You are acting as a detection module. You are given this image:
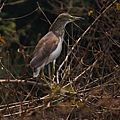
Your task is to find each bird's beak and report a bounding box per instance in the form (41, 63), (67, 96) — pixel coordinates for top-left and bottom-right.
(71, 16), (85, 21)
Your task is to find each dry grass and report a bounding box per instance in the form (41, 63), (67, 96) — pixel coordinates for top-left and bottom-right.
(0, 0), (120, 119)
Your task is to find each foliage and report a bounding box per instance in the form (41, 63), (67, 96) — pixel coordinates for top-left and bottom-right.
(0, 0), (120, 120)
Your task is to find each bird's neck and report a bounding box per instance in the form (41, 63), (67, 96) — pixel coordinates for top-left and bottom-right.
(49, 19), (68, 37)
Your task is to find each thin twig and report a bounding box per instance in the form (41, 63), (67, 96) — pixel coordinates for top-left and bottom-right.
(36, 2), (51, 25)
(0, 79), (48, 87)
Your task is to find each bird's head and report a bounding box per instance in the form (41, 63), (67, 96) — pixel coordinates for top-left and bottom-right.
(56, 13), (84, 23)
(49, 13), (84, 33)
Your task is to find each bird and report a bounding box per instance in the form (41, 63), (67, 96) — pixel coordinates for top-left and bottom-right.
(30, 13), (84, 77)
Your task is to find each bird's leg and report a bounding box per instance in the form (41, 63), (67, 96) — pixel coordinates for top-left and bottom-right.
(41, 68), (51, 88)
(52, 60), (59, 84)
(41, 68), (46, 80)
(52, 60), (56, 78)
(48, 64), (51, 79)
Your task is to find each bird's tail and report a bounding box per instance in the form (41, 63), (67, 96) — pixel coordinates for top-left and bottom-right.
(33, 67), (41, 77)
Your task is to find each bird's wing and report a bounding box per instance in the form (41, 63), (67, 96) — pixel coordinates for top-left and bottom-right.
(30, 31), (59, 68)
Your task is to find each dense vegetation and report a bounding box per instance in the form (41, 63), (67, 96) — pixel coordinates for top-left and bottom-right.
(0, 0), (120, 119)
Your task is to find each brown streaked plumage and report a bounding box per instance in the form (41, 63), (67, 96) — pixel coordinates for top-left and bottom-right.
(30, 13), (84, 77)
